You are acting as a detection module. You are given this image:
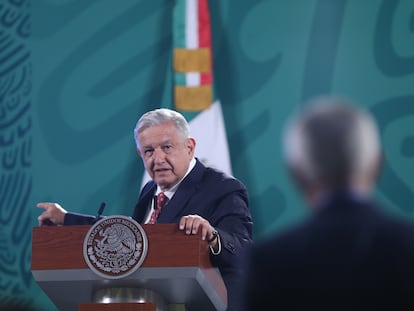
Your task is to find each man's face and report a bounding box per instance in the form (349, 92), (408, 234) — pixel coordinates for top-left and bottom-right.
(137, 121), (195, 191)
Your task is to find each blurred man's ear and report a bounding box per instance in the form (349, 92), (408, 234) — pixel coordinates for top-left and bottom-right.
(371, 152), (383, 185)
(354, 152), (383, 194)
(287, 163), (323, 208)
(287, 164), (306, 193)
(288, 164), (312, 196)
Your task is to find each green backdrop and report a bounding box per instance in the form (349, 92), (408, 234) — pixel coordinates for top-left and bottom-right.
(1, 0), (414, 309)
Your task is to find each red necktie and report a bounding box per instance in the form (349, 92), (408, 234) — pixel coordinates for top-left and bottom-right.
(148, 192), (168, 224)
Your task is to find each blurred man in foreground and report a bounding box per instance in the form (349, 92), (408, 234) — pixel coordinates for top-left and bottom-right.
(244, 96), (414, 310)
(37, 108), (253, 311)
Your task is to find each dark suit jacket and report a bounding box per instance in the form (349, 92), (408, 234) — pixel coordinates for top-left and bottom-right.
(65, 159), (253, 311)
(244, 190), (414, 310)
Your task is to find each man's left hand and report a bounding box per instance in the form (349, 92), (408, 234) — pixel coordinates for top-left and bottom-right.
(179, 214), (218, 247)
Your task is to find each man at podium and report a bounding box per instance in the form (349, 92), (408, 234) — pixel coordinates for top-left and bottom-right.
(37, 108), (253, 311)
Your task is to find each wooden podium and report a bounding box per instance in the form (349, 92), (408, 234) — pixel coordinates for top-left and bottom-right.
(31, 224), (227, 311)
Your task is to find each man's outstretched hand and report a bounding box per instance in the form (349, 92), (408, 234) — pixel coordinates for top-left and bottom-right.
(37, 202), (67, 226)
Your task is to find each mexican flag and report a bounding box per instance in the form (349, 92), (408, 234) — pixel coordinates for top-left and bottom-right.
(142, 0), (232, 186)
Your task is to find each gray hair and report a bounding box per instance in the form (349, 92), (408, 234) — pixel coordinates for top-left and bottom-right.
(283, 96), (380, 190)
(133, 108), (190, 148)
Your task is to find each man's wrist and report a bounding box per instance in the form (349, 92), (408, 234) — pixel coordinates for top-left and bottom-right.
(207, 229), (218, 244)
(209, 229), (221, 255)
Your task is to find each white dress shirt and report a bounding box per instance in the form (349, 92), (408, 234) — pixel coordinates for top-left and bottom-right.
(143, 158), (196, 224)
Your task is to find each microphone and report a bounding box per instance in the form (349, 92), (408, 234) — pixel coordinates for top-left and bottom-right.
(93, 202), (106, 223)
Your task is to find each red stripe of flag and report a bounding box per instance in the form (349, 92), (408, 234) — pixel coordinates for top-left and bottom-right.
(197, 0), (213, 86)
(201, 72), (212, 85)
(197, 0), (211, 48)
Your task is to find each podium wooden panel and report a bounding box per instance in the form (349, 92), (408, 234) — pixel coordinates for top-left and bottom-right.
(31, 224), (227, 311)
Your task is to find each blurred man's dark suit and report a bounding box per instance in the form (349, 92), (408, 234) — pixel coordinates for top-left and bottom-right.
(244, 190), (414, 310)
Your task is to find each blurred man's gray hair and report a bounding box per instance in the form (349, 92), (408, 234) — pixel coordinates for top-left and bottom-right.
(134, 108), (190, 148)
(283, 96), (381, 190)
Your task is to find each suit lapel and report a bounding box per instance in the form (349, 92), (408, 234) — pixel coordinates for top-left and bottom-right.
(157, 159), (206, 223)
(133, 182), (157, 223)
